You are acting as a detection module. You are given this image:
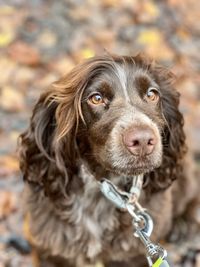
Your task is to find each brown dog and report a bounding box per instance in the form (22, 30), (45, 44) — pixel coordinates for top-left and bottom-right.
(19, 55), (198, 267)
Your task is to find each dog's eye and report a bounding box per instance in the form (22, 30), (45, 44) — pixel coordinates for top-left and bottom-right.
(89, 93), (104, 105)
(145, 88), (159, 103)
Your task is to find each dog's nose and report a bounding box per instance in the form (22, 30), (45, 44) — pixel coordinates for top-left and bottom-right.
(123, 126), (157, 156)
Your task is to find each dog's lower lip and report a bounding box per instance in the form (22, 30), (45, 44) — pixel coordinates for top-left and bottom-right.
(110, 166), (153, 176)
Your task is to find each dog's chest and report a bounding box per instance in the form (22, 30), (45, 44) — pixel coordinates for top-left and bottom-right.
(27, 166), (172, 263)
(67, 168), (136, 260)
(64, 166), (145, 259)
(73, 179), (120, 259)
(70, 169), (173, 261)
(72, 195), (138, 263)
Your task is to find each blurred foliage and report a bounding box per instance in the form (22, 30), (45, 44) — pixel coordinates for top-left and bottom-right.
(0, 0), (200, 266)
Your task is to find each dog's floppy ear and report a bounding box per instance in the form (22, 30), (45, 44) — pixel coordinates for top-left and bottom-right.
(19, 56), (111, 198)
(18, 88), (77, 198)
(19, 58), (100, 198)
(147, 67), (187, 192)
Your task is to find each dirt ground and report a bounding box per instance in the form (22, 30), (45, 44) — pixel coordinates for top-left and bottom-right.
(0, 0), (200, 266)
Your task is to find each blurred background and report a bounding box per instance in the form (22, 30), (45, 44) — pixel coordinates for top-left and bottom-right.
(0, 0), (200, 266)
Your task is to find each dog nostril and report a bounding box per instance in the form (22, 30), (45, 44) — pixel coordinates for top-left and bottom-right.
(148, 138), (155, 146)
(132, 140), (139, 146)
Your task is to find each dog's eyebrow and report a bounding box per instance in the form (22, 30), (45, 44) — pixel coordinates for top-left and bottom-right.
(99, 82), (113, 96)
(135, 76), (151, 92)
(85, 78), (113, 95)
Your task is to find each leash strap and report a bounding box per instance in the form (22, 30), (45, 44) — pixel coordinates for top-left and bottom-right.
(99, 177), (171, 267)
(153, 258), (170, 267)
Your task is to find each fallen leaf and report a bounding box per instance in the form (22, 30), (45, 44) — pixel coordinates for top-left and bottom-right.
(0, 5), (16, 15)
(137, 29), (162, 46)
(0, 31), (14, 47)
(0, 57), (17, 85)
(10, 131), (20, 144)
(176, 28), (190, 41)
(69, 6), (91, 20)
(0, 191), (17, 219)
(145, 42), (174, 61)
(0, 6), (18, 47)
(12, 66), (35, 87)
(0, 86), (25, 112)
(8, 41), (41, 66)
(80, 48), (95, 59)
(95, 262), (104, 267)
(84, 262), (104, 267)
(100, 0), (120, 8)
(143, 1), (159, 18)
(94, 30), (115, 46)
(136, 1), (160, 23)
(36, 30), (57, 48)
(37, 73), (58, 88)
(0, 155), (19, 172)
(168, 0), (185, 6)
(23, 213), (36, 245)
(52, 57), (75, 75)
(137, 29), (174, 61)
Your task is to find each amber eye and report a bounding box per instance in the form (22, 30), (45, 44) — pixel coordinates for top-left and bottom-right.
(146, 88), (159, 102)
(89, 93), (104, 105)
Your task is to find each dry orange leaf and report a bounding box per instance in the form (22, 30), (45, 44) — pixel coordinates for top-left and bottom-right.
(176, 28), (190, 41)
(0, 191), (17, 219)
(0, 86), (25, 112)
(143, 1), (159, 17)
(137, 1), (160, 23)
(101, 0), (120, 8)
(8, 41), (40, 66)
(0, 155), (19, 172)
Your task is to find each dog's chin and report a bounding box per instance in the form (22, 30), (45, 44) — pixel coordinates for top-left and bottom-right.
(95, 152), (162, 178)
(111, 166), (155, 177)
(103, 161), (162, 177)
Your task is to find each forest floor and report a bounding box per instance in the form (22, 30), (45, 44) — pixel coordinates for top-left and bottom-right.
(0, 0), (200, 266)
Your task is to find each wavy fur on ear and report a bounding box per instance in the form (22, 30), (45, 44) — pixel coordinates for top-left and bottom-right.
(19, 58), (101, 199)
(18, 91), (75, 200)
(145, 66), (187, 193)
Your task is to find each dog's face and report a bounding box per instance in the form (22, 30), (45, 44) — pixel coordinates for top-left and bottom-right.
(80, 59), (165, 176)
(19, 54), (185, 194)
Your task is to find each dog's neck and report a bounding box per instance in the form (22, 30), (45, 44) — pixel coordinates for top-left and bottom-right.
(78, 159), (136, 193)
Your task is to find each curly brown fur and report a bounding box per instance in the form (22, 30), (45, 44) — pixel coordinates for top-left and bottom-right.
(19, 54), (197, 267)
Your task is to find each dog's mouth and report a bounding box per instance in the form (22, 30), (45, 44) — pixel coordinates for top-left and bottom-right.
(113, 166), (154, 177)
(96, 145), (162, 177)
(92, 143), (162, 180)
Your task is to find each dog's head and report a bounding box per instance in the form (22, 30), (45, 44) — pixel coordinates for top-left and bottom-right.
(19, 55), (186, 197)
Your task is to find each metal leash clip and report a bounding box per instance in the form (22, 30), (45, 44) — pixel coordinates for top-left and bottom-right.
(132, 212), (169, 267)
(99, 175), (143, 210)
(99, 179), (130, 210)
(99, 178), (170, 267)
